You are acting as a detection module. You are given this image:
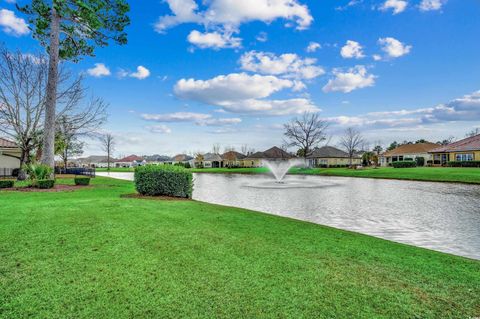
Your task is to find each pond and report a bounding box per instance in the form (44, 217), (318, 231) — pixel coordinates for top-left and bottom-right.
(98, 172), (480, 260)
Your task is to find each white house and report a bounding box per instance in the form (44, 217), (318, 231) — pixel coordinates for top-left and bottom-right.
(0, 138), (21, 176)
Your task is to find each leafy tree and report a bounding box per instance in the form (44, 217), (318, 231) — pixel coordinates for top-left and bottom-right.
(387, 141), (398, 151)
(19, 0), (130, 169)
(415, 139), (428, 144)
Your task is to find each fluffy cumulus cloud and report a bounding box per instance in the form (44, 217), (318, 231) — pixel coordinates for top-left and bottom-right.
(378, 37), (412, 58)
(239, 51), (325, 80)
(323, 66), (376, 93)
(419, 0), (446, 11)
(187, 30), (241, 49)
(141, 112), (241, 127)
(306, 41), (321, 53)
(174, 72), (319, 115)
(146, 125), (172, 134)
(87, 63), (111, 78)
(340, 40), (365, 59)
(155, 0), (313, 35)
(174, 73), (294, 104)
(117, 66), (151, 79)
(380, 0), (408, 14)
(130, 66), (151, 80)
(0, 9), (29, 36)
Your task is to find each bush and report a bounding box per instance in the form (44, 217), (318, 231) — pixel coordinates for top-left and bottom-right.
(135, 164), (193, 198)
(74, 177), (91, 186)
(415, 157), (425, 167)
(392, 160), (417, 168)
(37, 179), (55, 189)
(447, 161), (480, 168)
(23, 163), (53, 186)
(11, 168), (20, 177)
(0, 180), (14, 188)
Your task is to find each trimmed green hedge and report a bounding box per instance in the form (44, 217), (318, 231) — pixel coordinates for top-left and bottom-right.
(37, 179), (55, 189)
(392, 161), (417, 168)
(447, 161), (480, 167)
(135, 165), (193, 198)
(0, 180), (14, 188)
(74, 177), (91, 186)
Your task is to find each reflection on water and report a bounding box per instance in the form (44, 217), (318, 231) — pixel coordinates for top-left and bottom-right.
(98, 172), (480, 260)
(193, 174), (480, 260)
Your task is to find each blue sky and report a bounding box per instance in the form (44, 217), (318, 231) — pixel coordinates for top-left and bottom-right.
(1, 0), (479, 156)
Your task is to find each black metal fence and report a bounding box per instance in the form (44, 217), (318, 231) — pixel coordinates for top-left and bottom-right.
(54, 167), (96, 177)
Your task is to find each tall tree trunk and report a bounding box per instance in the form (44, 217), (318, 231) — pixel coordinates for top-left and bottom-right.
(107, 148), (110, 171)
(40, 8), (60, 170)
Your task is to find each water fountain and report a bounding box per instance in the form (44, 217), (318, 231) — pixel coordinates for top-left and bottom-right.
(244, 158), (335, 189)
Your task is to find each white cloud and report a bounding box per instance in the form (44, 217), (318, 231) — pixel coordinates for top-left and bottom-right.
(141, 112), (211, 122)
(336, 0), (363, 11)
(174, 72), (319, 115)
(340, 40), (365, 59)
(155, 0), (313, 33)
(419, 0), (446, 11)
(0, 9), (29, 36)
(239, 51), (325, 80)
(196, 118), (242, 126)
(323, 66), (376, 93)
(378, 37), (412, 58)
(380, 0), (408, 14)
(87, 63), (111, 78)
(146, 125), (172, 134)
(306, 42), (321, 53)
(5, 0), (17, 3)
(130, 66), (151, 80)
(372, 54), (382, 61)
(256, 32), (268, 42)
(142, 112), (241, 127)
(187, 30), (241, 49)
(174, 73), (294, 105)
(219, 98), (320, 115)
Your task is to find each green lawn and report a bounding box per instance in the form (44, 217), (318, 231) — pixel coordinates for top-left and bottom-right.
(0, 177), (479, 318)
(192, 166), (480, 184)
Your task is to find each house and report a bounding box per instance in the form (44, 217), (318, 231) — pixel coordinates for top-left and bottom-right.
(76, 155), (117, 168)
(170, 154), (194, 166)
(241, 146), (294, 167)
(380, 142), (439, 167)
(0, 138), (21, 176)
(307, 146), (361, 167)
(429, 134), (480, 166)
(115, 155), (146, 168)
(222, 151), (246, 168)
(203, 153), (223, 168)
(144, 154), (171, 164)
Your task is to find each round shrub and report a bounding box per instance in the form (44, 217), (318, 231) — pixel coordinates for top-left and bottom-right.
(392, 160), (417, 168)
(0, 180), (14, 189)
(74, 177), (91, 186)
(135, 164), (193, 198)
(37, 179), (55, 189)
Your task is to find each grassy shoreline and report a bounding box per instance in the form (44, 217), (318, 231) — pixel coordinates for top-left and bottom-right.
(1, 176), (479, 318)
(96, 166), (480, 184)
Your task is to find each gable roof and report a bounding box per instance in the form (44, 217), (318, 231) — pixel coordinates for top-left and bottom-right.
(116, 155), (145, 162)
(245, 147), (294, 160)
(203, 153), (223, 161)
(430, 134), (480, 153)
(221, 151), (246, 160)
(307, 146), (350, 158)
(0, 137), (18, 148)
(171, 154), (193, 162)
(383, 142), (440, 156)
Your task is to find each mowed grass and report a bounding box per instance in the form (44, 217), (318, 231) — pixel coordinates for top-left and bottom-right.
(193, 166), (480, 184)
(0, 177), (479, 318)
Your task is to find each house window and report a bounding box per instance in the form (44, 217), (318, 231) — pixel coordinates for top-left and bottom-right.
(456, 153), (474, 161)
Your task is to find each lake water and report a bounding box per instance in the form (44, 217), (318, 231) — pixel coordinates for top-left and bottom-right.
(98, 172), (480, 260)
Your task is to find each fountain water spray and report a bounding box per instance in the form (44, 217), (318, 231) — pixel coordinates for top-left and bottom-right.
(264, 159), (306, 183)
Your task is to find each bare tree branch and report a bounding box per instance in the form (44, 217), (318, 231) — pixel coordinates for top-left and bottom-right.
(283, 112), (328, 159)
